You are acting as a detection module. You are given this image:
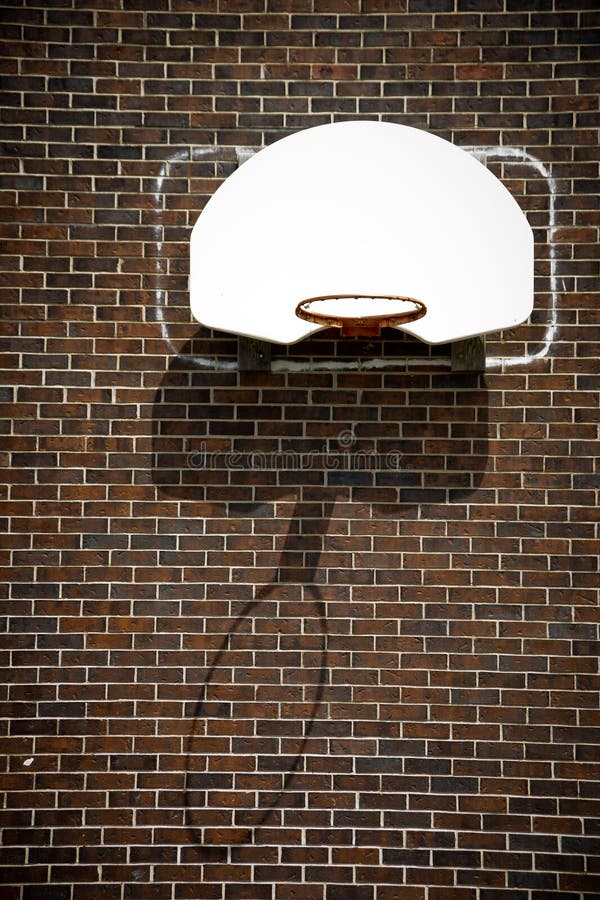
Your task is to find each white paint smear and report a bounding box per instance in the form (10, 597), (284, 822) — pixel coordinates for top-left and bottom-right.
(152, 143), (560, 372)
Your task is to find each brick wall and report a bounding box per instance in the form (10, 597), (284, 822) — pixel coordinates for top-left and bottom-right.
(2, 2), (599, 898)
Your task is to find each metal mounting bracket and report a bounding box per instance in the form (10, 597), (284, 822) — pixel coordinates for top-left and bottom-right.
(451, 336), (486, 372)
(238, 336), (272, 371)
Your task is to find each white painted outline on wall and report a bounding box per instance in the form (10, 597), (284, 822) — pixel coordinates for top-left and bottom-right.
(152, 147), (239, 370)
(464, 145), (561, 370)
(152, 144), (560, 372)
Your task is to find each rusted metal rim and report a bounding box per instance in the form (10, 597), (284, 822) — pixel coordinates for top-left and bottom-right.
(295, 294), (427, 337)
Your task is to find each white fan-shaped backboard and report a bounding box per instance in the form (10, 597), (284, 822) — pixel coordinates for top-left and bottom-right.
(190, 121), (534, 345)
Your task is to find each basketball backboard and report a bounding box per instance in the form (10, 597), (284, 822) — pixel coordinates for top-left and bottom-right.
(190, 121), (534, 345)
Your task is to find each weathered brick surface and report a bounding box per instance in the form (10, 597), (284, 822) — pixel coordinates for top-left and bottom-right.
(1, 1), (599, 898)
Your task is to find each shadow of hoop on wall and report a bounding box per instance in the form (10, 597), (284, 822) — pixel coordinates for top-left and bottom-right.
(151, 329), (491, 847)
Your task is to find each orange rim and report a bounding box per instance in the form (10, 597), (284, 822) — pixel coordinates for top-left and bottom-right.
(295, 294), (427, 337)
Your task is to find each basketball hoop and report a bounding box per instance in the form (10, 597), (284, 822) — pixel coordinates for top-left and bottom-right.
(295, 294), (427, 338)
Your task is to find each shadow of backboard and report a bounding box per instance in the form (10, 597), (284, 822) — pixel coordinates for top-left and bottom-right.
(151, 330), (490, 846)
